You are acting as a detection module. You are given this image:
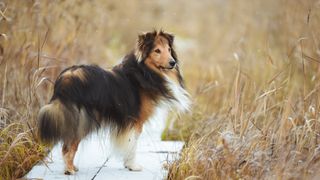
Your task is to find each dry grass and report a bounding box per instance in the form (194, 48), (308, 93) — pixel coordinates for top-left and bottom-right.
(167, 0), (320, 179)
(0, 123), (47, 178)
(0, 0), (136, 178)
(0, 0), (190, 178)
(1, 0), (320, 179)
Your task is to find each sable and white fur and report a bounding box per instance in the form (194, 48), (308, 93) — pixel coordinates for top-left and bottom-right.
(38, 30), (191, 175)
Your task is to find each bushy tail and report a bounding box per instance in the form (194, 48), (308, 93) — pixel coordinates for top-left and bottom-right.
(38, 100), (68, 144)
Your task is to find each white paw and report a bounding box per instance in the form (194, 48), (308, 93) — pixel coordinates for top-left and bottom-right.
(64, 166), (78, 175)
(64, 169), (76, 175)
(125, 163), (143, 171)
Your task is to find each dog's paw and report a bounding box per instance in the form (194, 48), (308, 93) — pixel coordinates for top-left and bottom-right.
(64, 166), (78, 175)
(64, 169), (76, 175)
(125, 163), (143, 171)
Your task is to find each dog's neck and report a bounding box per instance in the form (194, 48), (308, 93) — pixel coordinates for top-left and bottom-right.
(112, 52), (191, 112)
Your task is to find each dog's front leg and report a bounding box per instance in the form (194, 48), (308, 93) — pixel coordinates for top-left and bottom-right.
(123, 127), (143, 171)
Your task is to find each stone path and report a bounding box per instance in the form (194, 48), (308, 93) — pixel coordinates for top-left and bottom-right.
(26, 110), (183, 180)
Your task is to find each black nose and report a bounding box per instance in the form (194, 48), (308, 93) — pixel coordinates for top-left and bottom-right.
(169, 59), (176, 67)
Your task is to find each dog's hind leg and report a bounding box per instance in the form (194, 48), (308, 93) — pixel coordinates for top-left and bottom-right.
(62, 139), (80, 175)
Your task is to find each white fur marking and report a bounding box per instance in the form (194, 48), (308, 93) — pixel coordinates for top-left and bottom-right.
(164, 76), (191, 112)
(110, 129), (142, 171)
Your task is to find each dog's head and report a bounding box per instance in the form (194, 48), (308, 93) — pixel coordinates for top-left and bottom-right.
(135, 30), (190, 111)
(135, 30), (178, 75)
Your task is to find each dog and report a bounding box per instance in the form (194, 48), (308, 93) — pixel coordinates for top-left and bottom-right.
(38, 30), (191, 175)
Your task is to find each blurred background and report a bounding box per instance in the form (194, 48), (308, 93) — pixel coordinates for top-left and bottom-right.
(1, 0), (320, 179)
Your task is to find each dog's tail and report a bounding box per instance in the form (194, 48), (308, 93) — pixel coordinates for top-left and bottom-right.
(38, 100), (80, 145)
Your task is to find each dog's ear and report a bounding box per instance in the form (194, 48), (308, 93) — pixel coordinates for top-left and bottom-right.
(165, 33), (175, 47)
(135, 33), (146, 62)
(136, 31), (157, 62)
(160, 31), (177, 63)
(137, 31), (156, 50)
(159, 30), (174, 47)
(137, 33), (146, 51)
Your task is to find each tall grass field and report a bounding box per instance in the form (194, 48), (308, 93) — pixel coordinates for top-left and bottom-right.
(1, 0), (320, 179)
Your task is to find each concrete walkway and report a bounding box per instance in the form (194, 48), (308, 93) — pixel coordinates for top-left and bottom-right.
(26, 110), (183, 180)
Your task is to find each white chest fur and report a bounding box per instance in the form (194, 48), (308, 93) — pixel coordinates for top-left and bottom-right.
(164, 76), (191, 113)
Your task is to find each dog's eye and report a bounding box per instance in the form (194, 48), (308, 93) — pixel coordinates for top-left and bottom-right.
(168, 48), (171, 52)
(154, 49), (161, 54)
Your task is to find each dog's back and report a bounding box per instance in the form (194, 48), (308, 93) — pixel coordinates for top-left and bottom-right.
(38, 64), (141, 145)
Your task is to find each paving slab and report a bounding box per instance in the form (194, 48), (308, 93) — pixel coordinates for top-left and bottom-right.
(26, 109), (183, 180)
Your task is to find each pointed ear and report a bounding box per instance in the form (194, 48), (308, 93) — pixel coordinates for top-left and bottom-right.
(135, 31), (157, 62)
(162, 32), (177, 60)
(136, 33), (146, 52)
(137, 31), (157, 49)
(160, 30), (175, 46)
(165, 33), (175, 46)
(135, 33), (146, 61)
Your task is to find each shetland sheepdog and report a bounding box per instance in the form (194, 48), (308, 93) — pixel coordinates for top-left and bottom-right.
(38, 30), (191, 175)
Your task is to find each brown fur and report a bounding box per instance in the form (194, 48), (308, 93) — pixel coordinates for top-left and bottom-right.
(144, 35), (174, 76)
(134, 93), (156, 133)
(134, 34), (173, 131)
(62, 139), (80, 174)
(61, 68), (87, 84)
